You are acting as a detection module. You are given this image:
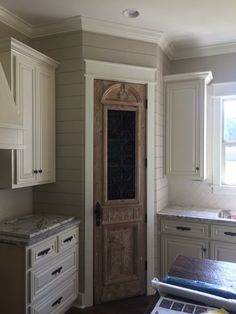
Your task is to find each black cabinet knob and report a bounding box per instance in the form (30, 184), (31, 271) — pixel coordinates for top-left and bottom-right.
(39, 169), (43, 173)
(34, 170), (38, 174)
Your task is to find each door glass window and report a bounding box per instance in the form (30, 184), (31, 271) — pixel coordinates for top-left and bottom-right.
(107, 109), (136, 200)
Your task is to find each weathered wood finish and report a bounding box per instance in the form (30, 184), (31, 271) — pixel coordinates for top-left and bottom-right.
(94, 80), (146, 303)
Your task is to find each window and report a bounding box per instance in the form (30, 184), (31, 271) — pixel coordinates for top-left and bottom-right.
(212, 82), (236, 194)
(222, 99), (236, 185)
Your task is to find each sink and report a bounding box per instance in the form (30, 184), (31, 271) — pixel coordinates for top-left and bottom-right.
(218, 210), (236, 220)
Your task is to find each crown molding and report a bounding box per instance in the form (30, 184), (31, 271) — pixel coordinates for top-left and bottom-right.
(80, 16), (163, 44)
(173, 41), (236, 60)
(164, 71), (213, 85)
(32, 15), (176, 59)
(32, 16), (82, 38)
(2, 4), (236, 61)
(0, 8), (174, 59)
(32, 15), (164, 45)
(158, 34), (175, 60)
(0, 5), (32, 37)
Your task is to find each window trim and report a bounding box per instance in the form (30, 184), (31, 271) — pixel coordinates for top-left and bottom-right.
(212, 82), (236, 194)
(221, 100), (236, 185)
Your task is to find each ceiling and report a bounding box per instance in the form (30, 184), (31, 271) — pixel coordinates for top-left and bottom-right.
(0, 0), (236, 59)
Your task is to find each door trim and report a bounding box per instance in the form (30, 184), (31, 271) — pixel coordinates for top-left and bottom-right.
(84, 59), (157, 307)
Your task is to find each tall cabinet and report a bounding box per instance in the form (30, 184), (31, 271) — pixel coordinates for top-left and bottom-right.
(164, 72), (212, 180)
(0, 38), (58, 188)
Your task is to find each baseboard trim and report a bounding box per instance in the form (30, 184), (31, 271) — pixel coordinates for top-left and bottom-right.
(72, 292), (87, 309)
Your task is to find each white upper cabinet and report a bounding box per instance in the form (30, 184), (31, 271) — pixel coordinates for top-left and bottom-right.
(164, 72), (212, 180)
(36, 65), (56, 184)
(0, 38), (58, 188)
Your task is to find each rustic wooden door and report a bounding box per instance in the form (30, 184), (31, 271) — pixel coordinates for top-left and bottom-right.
(94, 80), (146, 304)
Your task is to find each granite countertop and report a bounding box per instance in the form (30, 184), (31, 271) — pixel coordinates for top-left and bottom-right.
(158, 206), (236, 225)
(0, 214), (80, 246)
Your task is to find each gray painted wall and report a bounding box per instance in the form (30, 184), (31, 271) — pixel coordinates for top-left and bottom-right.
(32, 31), (170, 300)
(171, 52), (236, 83)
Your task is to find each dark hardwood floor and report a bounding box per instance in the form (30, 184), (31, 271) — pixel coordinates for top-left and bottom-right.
(66, 295), (155, 314)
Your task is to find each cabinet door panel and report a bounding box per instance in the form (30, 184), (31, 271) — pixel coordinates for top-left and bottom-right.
(166, 81), (202, 177)
(14, 54), (36, 185)
(161, 235), (208, 278)
(36, 66), (55, 183)
(211, 241), (236, 263)
(164, 72), (213, 180)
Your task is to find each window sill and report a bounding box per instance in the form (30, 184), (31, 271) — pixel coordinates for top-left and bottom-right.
(212, 185), (236, 195)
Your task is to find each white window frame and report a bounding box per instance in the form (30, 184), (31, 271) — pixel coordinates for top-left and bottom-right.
(212, 82), (236, 194)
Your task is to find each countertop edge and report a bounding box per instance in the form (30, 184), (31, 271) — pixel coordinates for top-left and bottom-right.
(157, 207), (236, 226)
(0, 219), (80, 247)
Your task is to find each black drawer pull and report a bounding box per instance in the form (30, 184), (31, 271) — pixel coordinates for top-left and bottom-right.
(176, 226), (191, 231)
(51, 266), (63, 276)
(224, 231), (236, 237)
(51, 296), (63, 307)
(63, 236), (73, 243)
(37, 248), (50, 257)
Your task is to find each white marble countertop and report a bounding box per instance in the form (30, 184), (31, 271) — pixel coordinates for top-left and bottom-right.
(157, 206), (236, 225)
(0, 214), (79, 246)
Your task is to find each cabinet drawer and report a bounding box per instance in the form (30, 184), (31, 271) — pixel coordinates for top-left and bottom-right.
(161, 219), (208, 238)
(29, 237), (58, 268)
(29, 246), (78, 303)
(58, 227), (78, 252)
(211, 225), (236, 243)
(30, 274), (78, 314)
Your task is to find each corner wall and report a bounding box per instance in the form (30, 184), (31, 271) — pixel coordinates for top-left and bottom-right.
(32, 30), (169, 305)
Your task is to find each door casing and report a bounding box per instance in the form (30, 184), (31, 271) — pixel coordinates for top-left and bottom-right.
(83, 59), (156, 307)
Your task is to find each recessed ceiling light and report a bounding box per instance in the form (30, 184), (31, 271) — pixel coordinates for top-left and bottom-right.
(122, 8), (140, 18)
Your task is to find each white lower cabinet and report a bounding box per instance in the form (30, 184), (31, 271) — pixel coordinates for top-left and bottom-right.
(161, 235), (208, 277)
(211, 241), (236, 263)
(210, 224), (236, 263)
(160, 218), (236, 277)
(29, 246), (78, 303)
(0, 225), (79, 314)
(161, 219), (209, 277)
(29, 274), (78, 314)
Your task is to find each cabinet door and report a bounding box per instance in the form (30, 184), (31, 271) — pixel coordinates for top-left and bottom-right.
(211, 241), (236, 263)
(13, 53), (37, 186)
(36, 65), (55, 183)
(165, 80), (205, 179)
(161, 235), (208, 278)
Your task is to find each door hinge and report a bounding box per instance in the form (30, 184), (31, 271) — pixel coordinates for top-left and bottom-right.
(145, 260), (147, 271)
(145, 158), (147, 169)
(145, 213), (147, 224)
(145, 99), (148, 109)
